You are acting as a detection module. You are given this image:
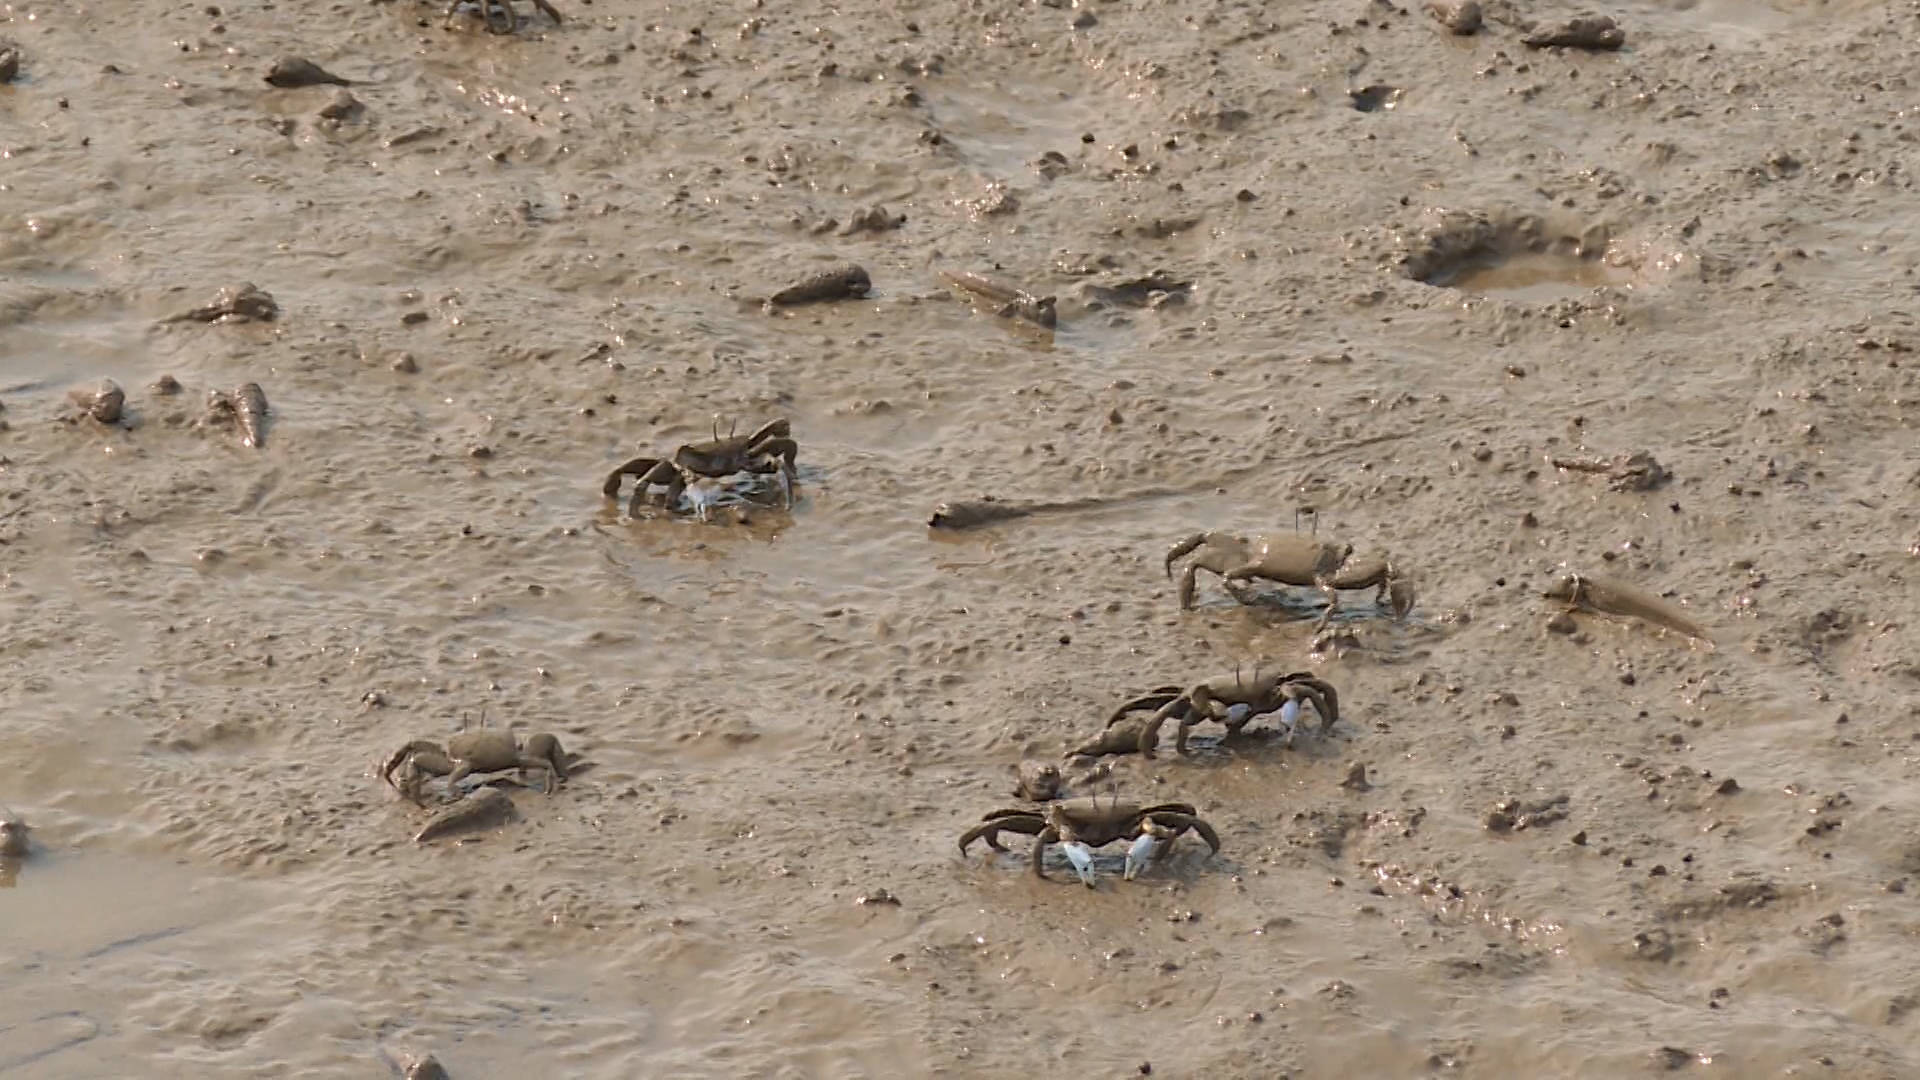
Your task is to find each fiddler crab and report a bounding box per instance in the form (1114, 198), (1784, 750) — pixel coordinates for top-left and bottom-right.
(444, 0), (562, 34)
(601, 417), (800, 521)
(382, 728), (569, 804)
(959, 795), (1221, 887)
(0, 810), (28, 859)
(1166, 527), (1414, 628)
(1098, 667), (1340, 758)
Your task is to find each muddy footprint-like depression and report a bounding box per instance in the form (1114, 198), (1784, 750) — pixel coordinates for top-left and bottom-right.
(3, 0), (1919, 1076)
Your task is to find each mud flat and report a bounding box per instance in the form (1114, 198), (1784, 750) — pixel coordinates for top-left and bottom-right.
(3, 0), (1920, 1076)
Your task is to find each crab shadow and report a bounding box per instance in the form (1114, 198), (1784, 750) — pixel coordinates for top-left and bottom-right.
(1154, 727), (1348, 769)
(970, 841), (1230, 890)
(1197, 588), (1451, 664)
(1200, 584), (1392, 626)
(416, 757), (596, 804)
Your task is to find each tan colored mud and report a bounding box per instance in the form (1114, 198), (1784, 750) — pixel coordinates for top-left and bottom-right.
(3, 0), (1920, 1076)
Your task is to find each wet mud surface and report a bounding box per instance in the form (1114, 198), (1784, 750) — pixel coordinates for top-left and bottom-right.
(3, 0), (1920, 1076)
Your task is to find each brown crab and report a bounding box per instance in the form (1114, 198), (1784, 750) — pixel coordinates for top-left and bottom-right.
(0, 810), (28, 859)
(602, 417), (799, 519)
(1105, 668), (1340, 757)
(382, 729), (569, 804)
(1012, 759), (1066, 801)
(959, 795), (1221, 885)
(1548, 449), (1669, 492)
(446, 0), (561, 34)
(1166, 530), (1414, 628)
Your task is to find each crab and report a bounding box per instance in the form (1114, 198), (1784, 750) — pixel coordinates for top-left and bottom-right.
(0, 810), (27, 859)
(1105, 668), (1340, 757)
(1548, 449), (1669, 492)
(1013, 759), (1066, 802)
(959, 795), (1221, 886)
(382, 729), (569, 804)
(445, 0), (562, 34)
(1165, 529), (1414, 628)
(601, 417), (799, 519)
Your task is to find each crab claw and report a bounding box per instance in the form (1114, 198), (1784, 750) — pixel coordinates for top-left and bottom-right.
(1224, 703), (1254, 727)
(685, 478), (722, 522)
(1124, 832), (1163, 881)
(1060, 841), (1098, 888)
(1279, 698), (1302, 743)
(1388, 573), (1416, 620)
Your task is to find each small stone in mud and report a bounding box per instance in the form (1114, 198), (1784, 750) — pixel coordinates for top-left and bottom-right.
(1570, 830), (1588, 845)
(1651, 1046), (1694, 1071)
(1631, 929), (1673, 961)
(856, 888), (901, 906)
(1426, 0), (1481, 34)
(1714, 778), (1740, 795)
(404, 1054), (451, 1080)
(165, 282), (279, 324)
(265, 57), (351, 88)
(1484, 795), (1569, 832)
(767, 264), (871, 307)
(1348, 84), (1402, 112)
(152, 374), (183, 395)
(1523, 15), (1625, 51)
(1545, 611), (1578, 635)
(68, 379), (125, 424)
(1341, 762), (1371, 791)
(0, 43), (20, 84)
(1081, 272), (1193, 309)
(392, 353), (419, 373)
(317, 88), (361, 120)
(841, 205), (905, 235)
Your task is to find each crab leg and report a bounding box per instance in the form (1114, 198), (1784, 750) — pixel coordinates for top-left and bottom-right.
(1282, 681), (1337, 737)
(1164, 531), (1248, 610)
(1149, 813), (1222, 857)
(959, 814), (1045, 855)
(602, 456), (662, 498)
(1135, 697), (1189, 758)
(1028, 825), (1062, 880)
(1104, 687), (1185, 727)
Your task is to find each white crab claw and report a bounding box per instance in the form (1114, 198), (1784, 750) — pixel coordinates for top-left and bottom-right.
(685, 479), (721, 522)
(1060, 841), (1098, 887)
(1224, 703), (1254, 727)
(1279, 698), (1302, 741)
(1124, 832), (1163, 881)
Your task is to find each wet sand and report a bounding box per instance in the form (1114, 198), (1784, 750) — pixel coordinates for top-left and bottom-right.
(3, 0), (1920, 1075)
